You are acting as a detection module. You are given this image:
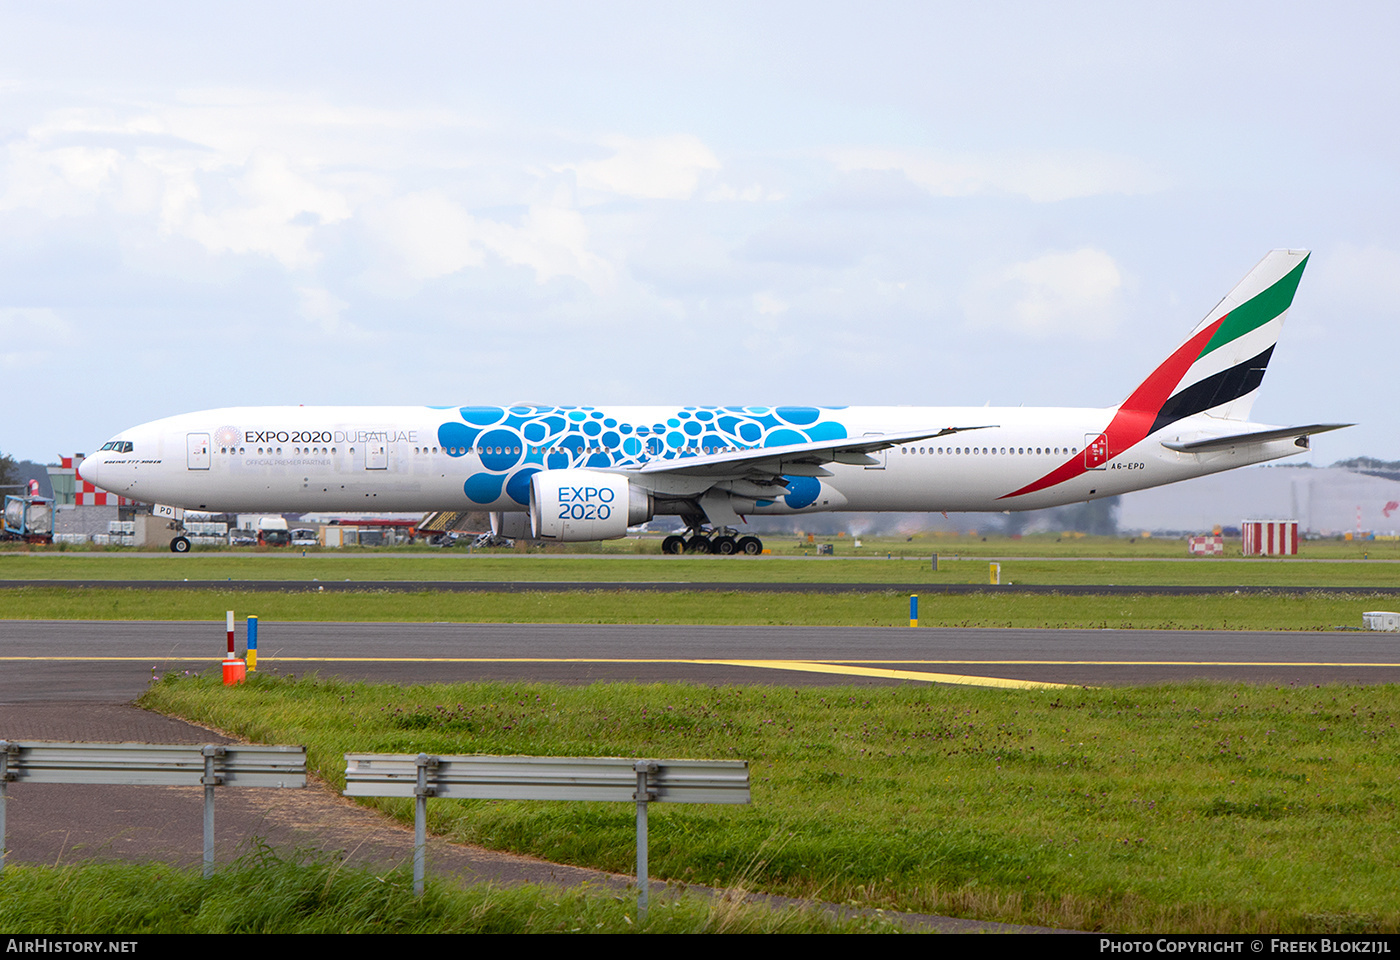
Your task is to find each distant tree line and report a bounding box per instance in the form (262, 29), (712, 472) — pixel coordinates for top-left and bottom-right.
(1333, 457), (1400, 483)
(0, 451), (18, 492)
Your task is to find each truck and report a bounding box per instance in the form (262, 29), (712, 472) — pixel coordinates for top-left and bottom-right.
(254, 515), (292, 547)
(2, 495), (54, 544)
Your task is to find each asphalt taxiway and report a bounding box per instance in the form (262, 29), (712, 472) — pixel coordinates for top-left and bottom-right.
(4, 620), (1399, 701)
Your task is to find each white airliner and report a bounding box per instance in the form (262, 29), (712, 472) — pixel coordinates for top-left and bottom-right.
(82, 249), (1346, 554)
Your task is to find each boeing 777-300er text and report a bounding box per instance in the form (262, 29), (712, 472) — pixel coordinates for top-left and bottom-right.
(81, 249), (1348, 554)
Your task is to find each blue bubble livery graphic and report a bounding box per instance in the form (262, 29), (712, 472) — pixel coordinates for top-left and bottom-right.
(782, 476), (822, 509)
(464, 472), (504, 503)
(440, 403), (854, 507)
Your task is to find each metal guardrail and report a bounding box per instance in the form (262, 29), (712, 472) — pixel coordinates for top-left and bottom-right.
(345, 753), (750, 915)
(0, 741), (306, 877)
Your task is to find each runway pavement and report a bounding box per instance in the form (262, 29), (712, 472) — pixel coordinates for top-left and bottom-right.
(4, 620), (1400, 701)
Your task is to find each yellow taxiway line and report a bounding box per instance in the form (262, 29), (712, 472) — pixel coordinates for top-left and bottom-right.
(5, 657), (1397, 667)
(11, 655), (1400, 689)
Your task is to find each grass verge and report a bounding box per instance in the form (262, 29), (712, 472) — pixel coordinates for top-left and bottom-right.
(2, 551), (1398, 587)
(1, 586), (1390, 630)
(141, 672), (1400, 933)
(0, 847), (900, 933)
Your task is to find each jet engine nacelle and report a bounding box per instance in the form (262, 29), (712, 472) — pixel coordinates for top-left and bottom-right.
(489, 511), (533, 539)
(530, 469), (654, 541)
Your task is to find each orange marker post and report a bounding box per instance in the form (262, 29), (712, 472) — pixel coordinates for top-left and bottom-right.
(222, 609), (246, 685)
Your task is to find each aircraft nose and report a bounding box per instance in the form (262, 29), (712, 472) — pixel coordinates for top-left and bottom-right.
(78, 455), (98, 487)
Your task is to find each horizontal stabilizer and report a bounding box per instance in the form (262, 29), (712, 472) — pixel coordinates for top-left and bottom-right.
(1161, 423), (1352, 454)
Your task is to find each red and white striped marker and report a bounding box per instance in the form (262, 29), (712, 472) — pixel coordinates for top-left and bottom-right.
(223, 609), (246, 685)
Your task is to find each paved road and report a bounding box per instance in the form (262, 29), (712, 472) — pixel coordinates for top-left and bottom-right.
(4, 620), (1400, 700)
(0, 701), (625, 891)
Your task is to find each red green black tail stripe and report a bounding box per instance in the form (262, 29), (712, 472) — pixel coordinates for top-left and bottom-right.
(998, 254), (1306, 501)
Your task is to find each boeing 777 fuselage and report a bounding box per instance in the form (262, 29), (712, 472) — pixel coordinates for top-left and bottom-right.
(79, 250), (1347, 554)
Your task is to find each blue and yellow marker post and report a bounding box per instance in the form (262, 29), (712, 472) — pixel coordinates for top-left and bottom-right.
(247, 615), (258, 671)
(909, 594), (918, 627)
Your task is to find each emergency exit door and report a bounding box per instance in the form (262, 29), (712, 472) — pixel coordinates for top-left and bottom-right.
(1084, 433), (1108, 470)
(187, 433), (210, 470)
(366, 439), (388, 470)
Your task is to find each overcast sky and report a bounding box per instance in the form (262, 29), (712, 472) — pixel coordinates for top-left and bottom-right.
(2, 2), (1394, 463)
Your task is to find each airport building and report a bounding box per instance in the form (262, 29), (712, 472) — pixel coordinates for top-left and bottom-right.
(1116, 465), (1400, 538)
(46, 454), (136, 542)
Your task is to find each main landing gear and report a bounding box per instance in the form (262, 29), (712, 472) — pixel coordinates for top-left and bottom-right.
(661, 530), (763, 556)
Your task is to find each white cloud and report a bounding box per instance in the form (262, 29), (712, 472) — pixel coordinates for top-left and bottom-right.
(831, 148), (1164, 203)
(705, 182), (785, 203)
(297, 286), (356, 336)
(169, 151), (352, 269)
(371, 190), (612, 291)
(753, 292), (788, 315)
(372, 191), (486, 280)
(966, 248), (1125, 339)
(565, 135), (720, 201)
(1, 102), (360, 268)
(488, 204), (613, 290)
(0, 140), (121, 217)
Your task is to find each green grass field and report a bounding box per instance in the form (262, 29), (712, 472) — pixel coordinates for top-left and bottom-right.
(2, 541), (1394, 630)
(0, 585), (1389, 631)
(0, 856), (900, 933)
(141, 673), (1400, 933)
(2, 550), (1398, 587)
(12, 531), (1400, 560)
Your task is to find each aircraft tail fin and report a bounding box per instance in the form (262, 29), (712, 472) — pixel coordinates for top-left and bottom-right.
(1117, 249), (1309, 433)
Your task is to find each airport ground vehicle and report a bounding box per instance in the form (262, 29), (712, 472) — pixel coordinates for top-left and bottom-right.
(2, 495), (54, 544)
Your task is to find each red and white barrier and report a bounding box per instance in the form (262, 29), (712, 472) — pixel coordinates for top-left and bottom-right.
(1188, 535), (1224, 556)
(1242, 519), (1298, 556)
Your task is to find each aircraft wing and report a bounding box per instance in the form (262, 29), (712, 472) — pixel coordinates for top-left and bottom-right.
(636, 424), (998, 478)
(1161, 423), (1352, 454)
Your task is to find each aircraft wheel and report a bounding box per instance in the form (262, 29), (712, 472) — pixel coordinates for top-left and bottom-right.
(712, 536), (737, 555)
(685, 536), (712, 554)
(662, 535), (685, 555)
(170, 536), (191, 554)
(738, 536), (762, 556)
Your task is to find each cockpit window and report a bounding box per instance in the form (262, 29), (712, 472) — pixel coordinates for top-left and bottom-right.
(100, 441), (133, 453)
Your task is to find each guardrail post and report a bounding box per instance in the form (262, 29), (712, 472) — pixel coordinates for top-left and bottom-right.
(414, 754), (438, 897)
(0, 741), (304, 877)
(0, 741), (12, 874)
(344, 753), (748, 901)
(634, 759), (658, 921)
(201, 745), (225, 878)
